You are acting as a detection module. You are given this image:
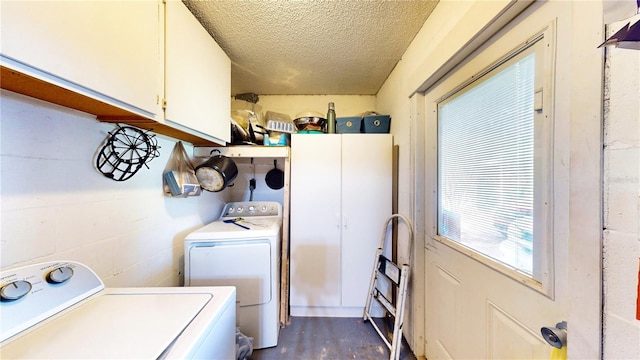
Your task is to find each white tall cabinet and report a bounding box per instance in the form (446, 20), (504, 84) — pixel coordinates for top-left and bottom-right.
(289, 134), (392, 317)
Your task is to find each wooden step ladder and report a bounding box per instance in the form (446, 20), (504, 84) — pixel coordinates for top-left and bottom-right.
(363, 214), (414, 360)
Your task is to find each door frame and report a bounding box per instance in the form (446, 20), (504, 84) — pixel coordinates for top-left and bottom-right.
(409, 93), (427, 357)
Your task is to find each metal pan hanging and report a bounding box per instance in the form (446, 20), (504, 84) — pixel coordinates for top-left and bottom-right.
(195, 151), (238, 192)
(265, 160), (284, 190)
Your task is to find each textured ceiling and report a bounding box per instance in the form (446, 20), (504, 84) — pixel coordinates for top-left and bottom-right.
(184, 0), (438, 96)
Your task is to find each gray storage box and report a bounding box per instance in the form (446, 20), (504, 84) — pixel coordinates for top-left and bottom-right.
(337, 116), (361, 133)
(362, 115), (391, 133)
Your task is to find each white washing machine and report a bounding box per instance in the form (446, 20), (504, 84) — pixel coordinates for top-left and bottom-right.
(0, 261), (236, 359)
(184, 201), (282, 349)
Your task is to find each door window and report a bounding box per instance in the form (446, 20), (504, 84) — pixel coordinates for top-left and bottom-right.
(436, 34), (553, 291)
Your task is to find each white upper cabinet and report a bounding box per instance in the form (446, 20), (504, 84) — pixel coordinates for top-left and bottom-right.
(1, 0), (231, 146)
(0, 1), (162, 119)
(164, 0), (231, 145)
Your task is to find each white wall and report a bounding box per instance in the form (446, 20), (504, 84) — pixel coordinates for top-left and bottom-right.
(256, 95), (376, 120)
(602, 17), (640, 360)
(0, 90), (228, 287)
(226, 158), (286, 203)
(376, 0), (526, 354)
(0, 92), (376, 285)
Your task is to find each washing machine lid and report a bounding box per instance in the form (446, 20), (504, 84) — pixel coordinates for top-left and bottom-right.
(1, 292), (211, 359)
(185, 217), (282, 240)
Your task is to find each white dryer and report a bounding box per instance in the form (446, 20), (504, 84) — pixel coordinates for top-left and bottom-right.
(184, 201), (282, 349)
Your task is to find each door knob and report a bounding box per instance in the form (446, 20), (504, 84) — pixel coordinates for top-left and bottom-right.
(540, 321), (567, 348)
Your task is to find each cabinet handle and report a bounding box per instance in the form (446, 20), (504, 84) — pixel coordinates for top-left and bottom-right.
(336, 213), (341, 228)
(343, 214), (348, 229)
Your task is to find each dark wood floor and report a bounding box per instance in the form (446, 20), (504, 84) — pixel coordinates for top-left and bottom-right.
(248, 317), (417, 360)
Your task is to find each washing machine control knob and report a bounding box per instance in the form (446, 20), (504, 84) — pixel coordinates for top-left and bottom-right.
(248, 206), (255, 212)
(261, 205), (267, 212)
(47, 266), (74, 284)
(1, 280), (32, 301)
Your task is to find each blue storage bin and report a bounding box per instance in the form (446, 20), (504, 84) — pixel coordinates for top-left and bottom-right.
(337, 117), (361, 133)
(362, 115), (391, 133)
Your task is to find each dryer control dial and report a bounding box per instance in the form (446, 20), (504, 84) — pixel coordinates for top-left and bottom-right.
(47, 266), (74, 284)
(1, 280), (32, 301)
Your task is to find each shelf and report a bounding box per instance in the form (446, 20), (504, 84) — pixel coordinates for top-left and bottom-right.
(1, 66), (223, 147)
(194, 145), (290, 158)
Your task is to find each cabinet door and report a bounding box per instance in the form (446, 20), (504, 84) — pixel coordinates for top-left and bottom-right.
(341, 134), (393, 307)
(290, 134), (342, 308)
(165, 0), (231, 144)
(0, 1), (161, 118)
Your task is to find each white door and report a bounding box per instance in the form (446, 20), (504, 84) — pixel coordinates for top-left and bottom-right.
(421, 3), (586, 358)
(164, 0), (230, 143)
(341, 134), (393, 306)
(290, 134), (342, 308)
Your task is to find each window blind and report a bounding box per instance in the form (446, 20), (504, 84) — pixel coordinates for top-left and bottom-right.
(437, 53), (535, 274)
